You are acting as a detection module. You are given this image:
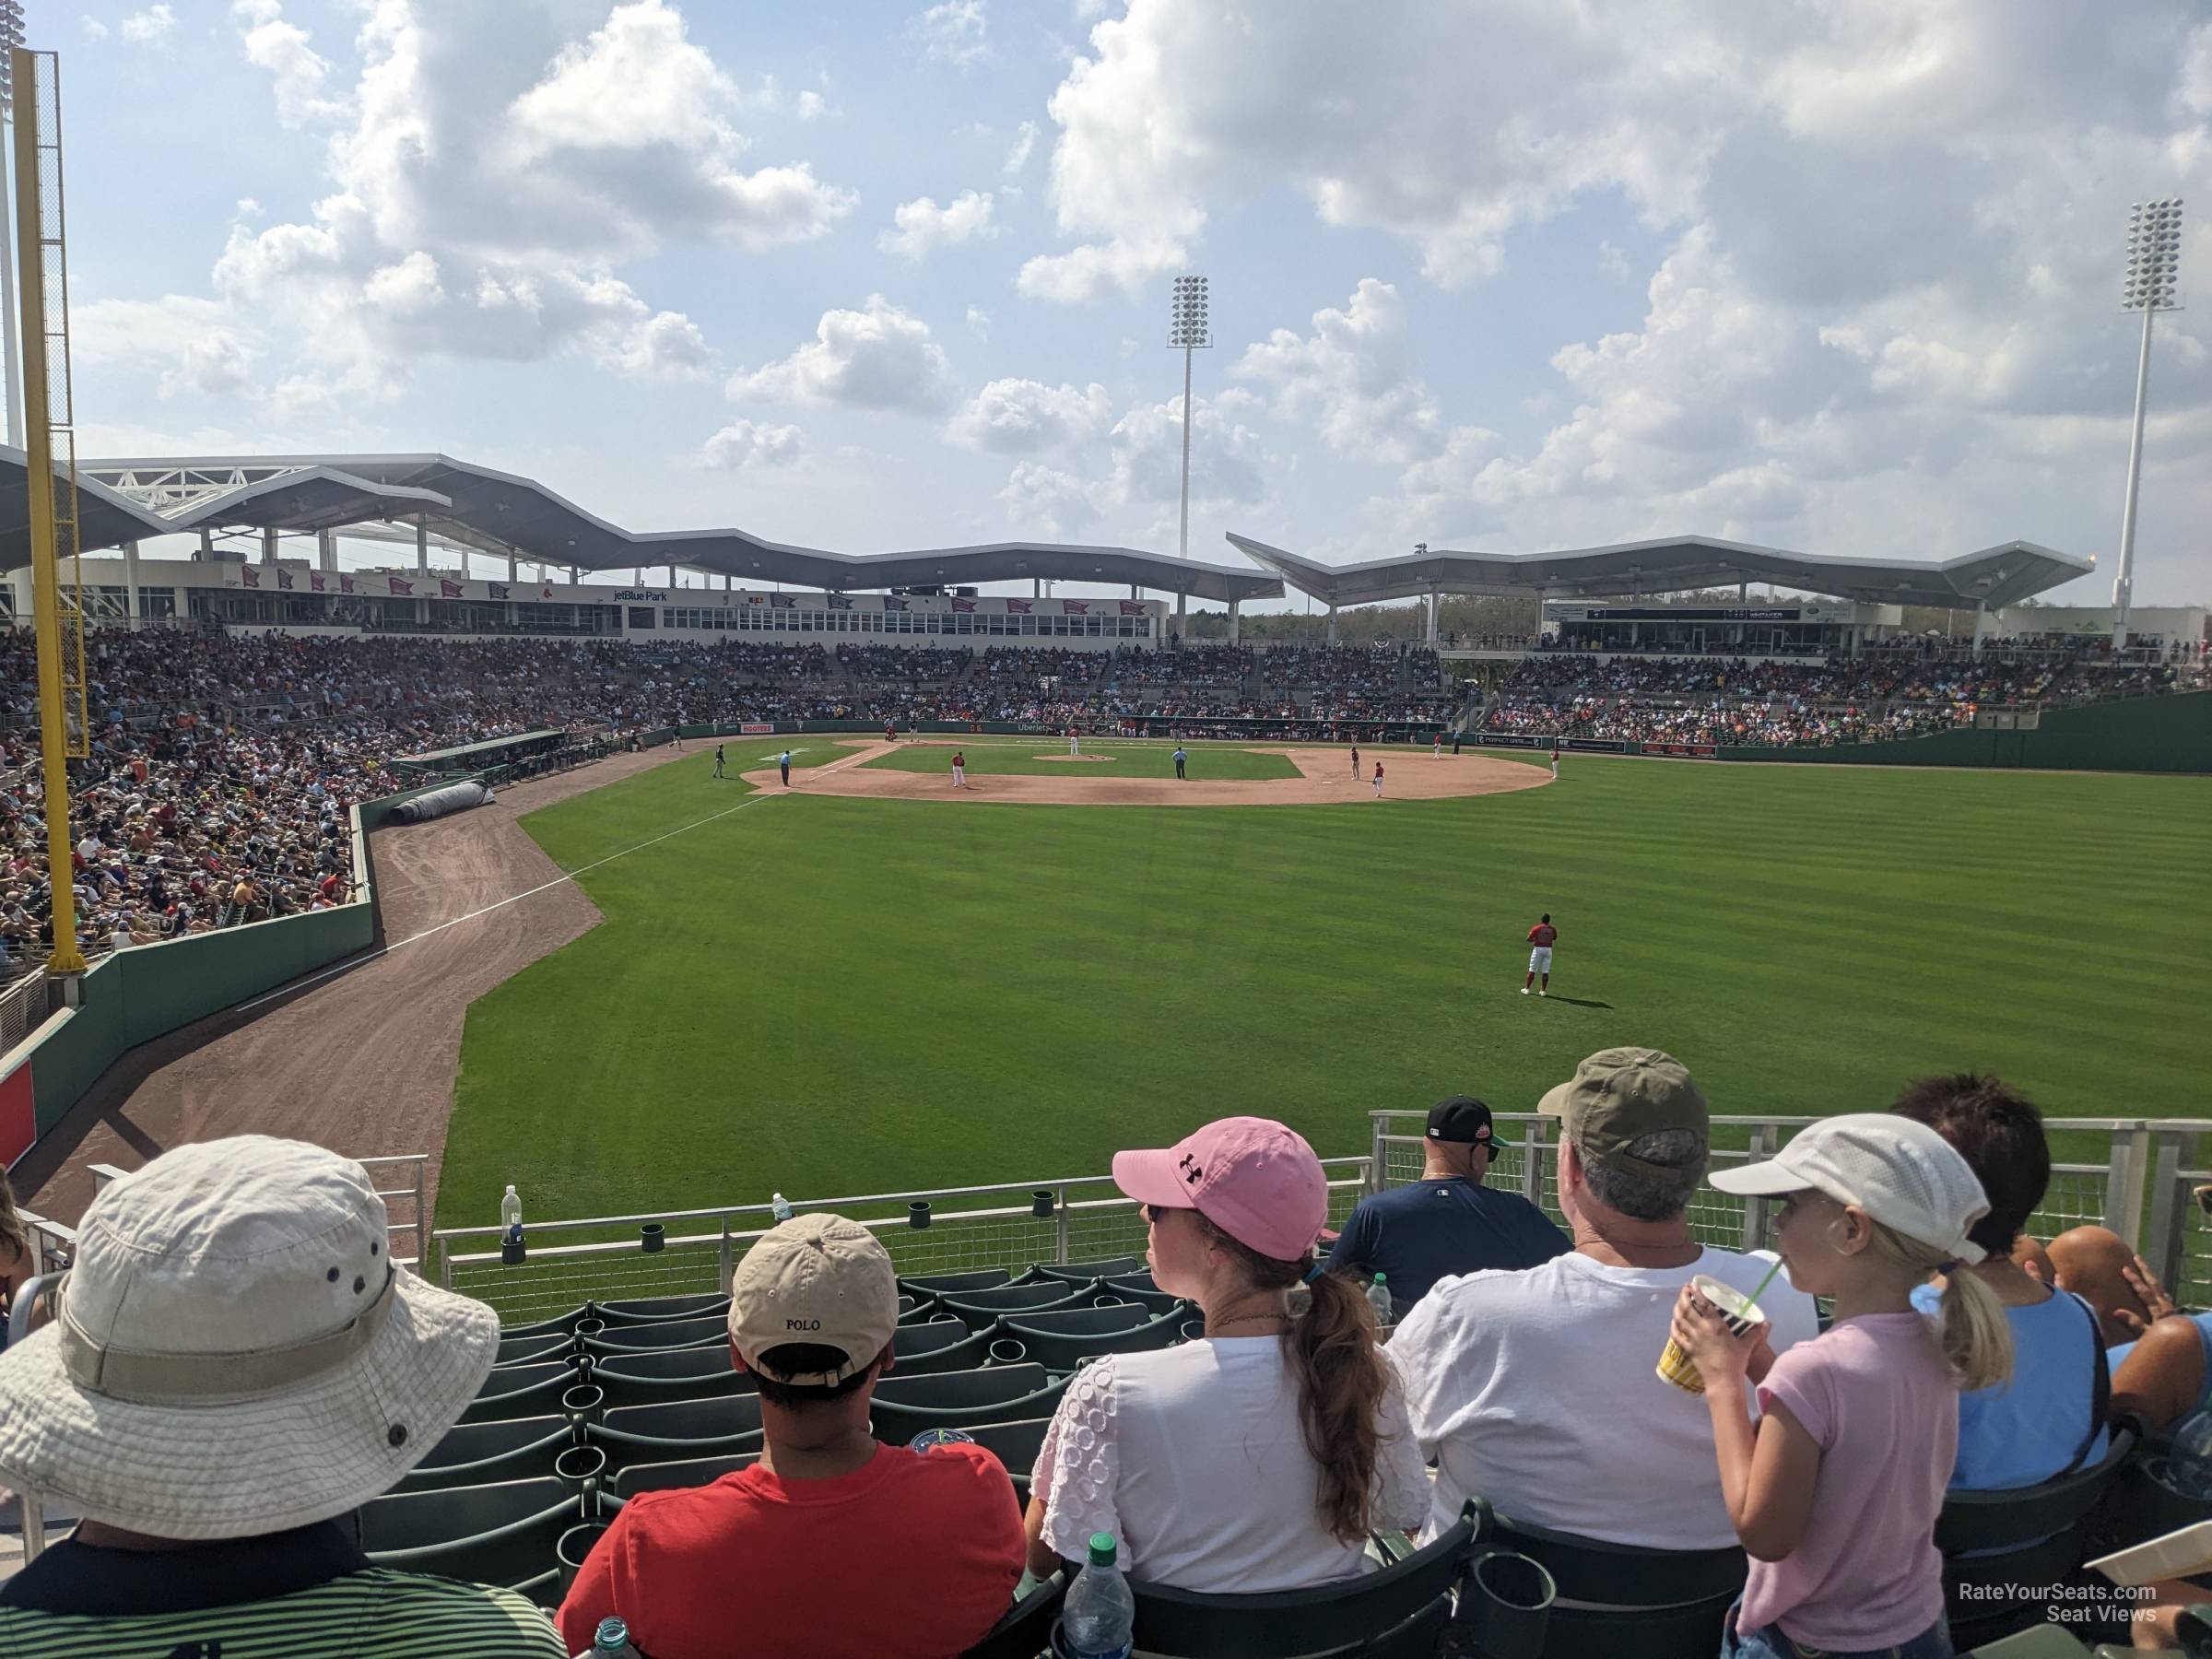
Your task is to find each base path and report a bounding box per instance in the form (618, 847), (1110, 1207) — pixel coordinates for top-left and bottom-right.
(742, 741), (1548, 806)
(15, 744), (695, 1230)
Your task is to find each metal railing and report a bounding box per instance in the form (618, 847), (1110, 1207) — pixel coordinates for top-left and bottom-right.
(431, 1160), (1372, 1326)
(0, 969), (53, 1053)
(1370, 1112), (2160, 1277)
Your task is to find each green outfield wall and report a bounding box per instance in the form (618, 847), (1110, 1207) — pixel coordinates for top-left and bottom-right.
(1718, 691), (2212, 773)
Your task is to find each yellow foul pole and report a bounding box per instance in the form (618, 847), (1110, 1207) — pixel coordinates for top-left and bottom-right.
(11, 47), (85, 975)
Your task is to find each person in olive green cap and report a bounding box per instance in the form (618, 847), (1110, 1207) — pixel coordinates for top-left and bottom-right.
(1383, 1049), (1822, 1551)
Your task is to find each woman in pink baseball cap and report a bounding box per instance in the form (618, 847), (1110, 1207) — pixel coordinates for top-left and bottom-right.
(1023, 1117), (1426, 1592)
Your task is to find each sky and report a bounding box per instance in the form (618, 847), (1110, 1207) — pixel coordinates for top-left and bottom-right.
(39, 0), (2212, 608)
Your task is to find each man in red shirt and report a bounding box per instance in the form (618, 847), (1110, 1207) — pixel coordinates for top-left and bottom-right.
(950, 749), (967, 789)
(556, 1214), (1023, 1658)
(1523, 913), (1558, 996)
(1372, 759), (1384, 796)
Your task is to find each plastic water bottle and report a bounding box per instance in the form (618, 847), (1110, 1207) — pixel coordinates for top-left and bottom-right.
(2166, 1412), (2212, 1500)
(579, 1615), (640, 1657)
(1063, 1532), (1135, 1659)
(1367, 1272), (1394, 1326)
(771, 1192), (794, 1222)
(500, 1184), (522, 1241)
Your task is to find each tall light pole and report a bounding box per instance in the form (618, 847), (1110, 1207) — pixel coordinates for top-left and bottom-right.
(0, 2), (25, 450)
(1168, 275), (1210, 563)
(2113, 197), (2183, 651)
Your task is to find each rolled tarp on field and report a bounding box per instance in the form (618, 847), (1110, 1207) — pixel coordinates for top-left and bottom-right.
(394, 780), (494, 823)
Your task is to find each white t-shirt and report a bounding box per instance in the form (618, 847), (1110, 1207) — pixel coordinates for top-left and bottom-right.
(1030, 1336), (1429, 1593)
(1386, 1246), (1819, 1550)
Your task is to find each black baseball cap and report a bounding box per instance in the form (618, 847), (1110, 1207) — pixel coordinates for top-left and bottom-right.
(1426, 1097), (1509, 1149)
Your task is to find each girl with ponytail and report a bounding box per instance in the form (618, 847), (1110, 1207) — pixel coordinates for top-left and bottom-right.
(1023, 1117), (1427, 1591)
(1672, 1113), (2013, 1659)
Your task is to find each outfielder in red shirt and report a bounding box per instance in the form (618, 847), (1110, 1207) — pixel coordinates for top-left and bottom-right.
(1522, 915), (1557, 995)
(1522, 913), (1558, 995)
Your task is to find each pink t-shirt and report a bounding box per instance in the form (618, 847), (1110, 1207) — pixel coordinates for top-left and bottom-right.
(1737, 1312), (1958, 1651)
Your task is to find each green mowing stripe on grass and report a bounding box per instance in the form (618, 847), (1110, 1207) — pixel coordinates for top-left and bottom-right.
(438, 751), (2212, 1228)
(863, 744), (1300, 780)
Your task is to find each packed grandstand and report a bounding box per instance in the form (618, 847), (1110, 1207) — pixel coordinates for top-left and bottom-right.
(0, 626), (2199, 983)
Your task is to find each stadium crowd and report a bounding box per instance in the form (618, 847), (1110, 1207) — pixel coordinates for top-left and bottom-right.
(1485, 649), (2189, 747)
(6, 1058), (2208, 1654)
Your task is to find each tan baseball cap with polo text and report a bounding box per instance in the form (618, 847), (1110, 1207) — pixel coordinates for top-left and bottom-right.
(1538, 1047), (1710, 1194)
(727, 1213), (898, 1386)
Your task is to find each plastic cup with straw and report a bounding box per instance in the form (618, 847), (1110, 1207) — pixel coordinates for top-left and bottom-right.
(1656, 1256), (1783, 1394)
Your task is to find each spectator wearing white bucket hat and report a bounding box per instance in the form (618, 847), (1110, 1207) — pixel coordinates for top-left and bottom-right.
(1671, 1112), (2014, 1659)
(0, 1135), (564, 1656)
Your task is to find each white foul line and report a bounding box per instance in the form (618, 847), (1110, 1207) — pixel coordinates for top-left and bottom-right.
(233, 744), (853, 1015)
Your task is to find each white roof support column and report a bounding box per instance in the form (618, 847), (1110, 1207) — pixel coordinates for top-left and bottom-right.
(1972, 601), (1992, 651)
(316, 530), (335, 573)
(1327, 601), (1337, 646)
(506, 548), (517, 582)
(415, 520), (429, 575)
(124, 540), (141, 626)
(1228, 596), (1241, 644)
(261, 526), (277, 568)
(1426, 586), (1439, 648)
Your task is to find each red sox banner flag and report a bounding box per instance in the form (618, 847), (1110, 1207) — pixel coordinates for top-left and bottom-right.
(488, 582), (510, 600)
(388, 577), (413, 596)
(311, 571), (327, 592)
(1062, 600), (1088, 615)
(276, 570), (295, 590)
(951, 598), (976, 612)
(827, 594), (853, 609)
(241, 566), (260, 588)
(1120, 599), (1146, 615)
(1006, 598), (1032, 613)
(440, 579), (465, 598)
(882, 596), (908, 611)
(340, 573), (357, 594)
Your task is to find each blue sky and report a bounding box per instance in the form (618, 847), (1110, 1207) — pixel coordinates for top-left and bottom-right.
(47, 0), (2212, 607)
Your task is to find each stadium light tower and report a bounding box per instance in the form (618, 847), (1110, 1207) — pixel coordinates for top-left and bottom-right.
(0, 1), (24, 449)
(1168, 275), (1210, 562)
(2113, 197), (2184, 651)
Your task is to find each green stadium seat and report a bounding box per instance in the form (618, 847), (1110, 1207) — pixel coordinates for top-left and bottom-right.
(587, 1395), (768, 1469)
(459, 1359), (581, 1424)
(934, 1280), (1102, 1324)
(900, 1268), (1013, 1295)
(1096, 1281), (1185, 1318)
(492, 1330), (576, 1369)
(362, 1475), (603, 1606)
(1481, 1504), (1745, 1658)
(1938, 1419), (2140, 1650)
(396, 1413), (572, 1493)
(587, 1348), (757, 1407)
(1028, 1257), (1144, 1284)
(593, 1292), (730, 1324)
(957, 1415), (1051, 1480)
(894, 1318), (1000, 1374)
(869, 1366), (1069, 1446)
(961, 1573), (1066, 1659)
(497, 1306), (592, 1340)
(580, 1312), (729, 1355)
(1124, 1500), (1486, 1657)
(611, 1453), (760, 1500)
(994, 1304), (1185, 1374)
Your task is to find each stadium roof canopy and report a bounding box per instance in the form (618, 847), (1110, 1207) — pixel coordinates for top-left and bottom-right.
(0, 451), (1283, 605)
(1226, 532), (2095, 613)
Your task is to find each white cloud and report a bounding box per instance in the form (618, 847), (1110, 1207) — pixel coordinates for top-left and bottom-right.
(75, 296), (264, 399)
(81, 16), (112, 41)
(1004, 120), (1038, 175)
(1233, 278), (1447, 465)
(797, 89), (826, 120)
(700, 418), (803, 469)
(966, 306), (991, 340)
(231, 0), (337, 126)
(726, 296), (955, 413)
(947, 378), (1112, 453)
(909, 0), (989, 68)
(120, 4), (173, 43)
(879, 191), (997, 260)
(998, 462), (1101, 537)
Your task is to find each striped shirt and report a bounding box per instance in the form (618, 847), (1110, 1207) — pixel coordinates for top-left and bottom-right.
(0, 1523), (566, 1659)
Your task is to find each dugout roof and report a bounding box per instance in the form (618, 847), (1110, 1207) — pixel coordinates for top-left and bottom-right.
(1225, 532), (2096, 613)
(7, 452), (1284, 605)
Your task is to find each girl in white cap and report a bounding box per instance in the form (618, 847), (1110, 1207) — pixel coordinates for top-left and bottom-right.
(1670, 1113), (2013, 1659)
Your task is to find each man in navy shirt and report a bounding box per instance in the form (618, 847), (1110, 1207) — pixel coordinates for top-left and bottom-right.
(1331, 1097), (1570, 1315)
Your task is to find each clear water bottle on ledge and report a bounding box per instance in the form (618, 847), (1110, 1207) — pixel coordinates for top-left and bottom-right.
(771, 1192), (794, 1222)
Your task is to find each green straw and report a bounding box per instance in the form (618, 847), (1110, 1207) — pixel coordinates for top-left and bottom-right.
(1745, 1256), (1784, 1309)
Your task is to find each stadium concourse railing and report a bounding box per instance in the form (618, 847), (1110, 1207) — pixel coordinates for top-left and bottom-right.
(1371, 1112), (2212, 1308)
(431, 1163), (1376, 1326)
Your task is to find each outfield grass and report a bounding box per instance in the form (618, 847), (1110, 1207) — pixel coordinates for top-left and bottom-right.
(441, 741), (2212, 1227)
(862, 741), (1300, 780)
